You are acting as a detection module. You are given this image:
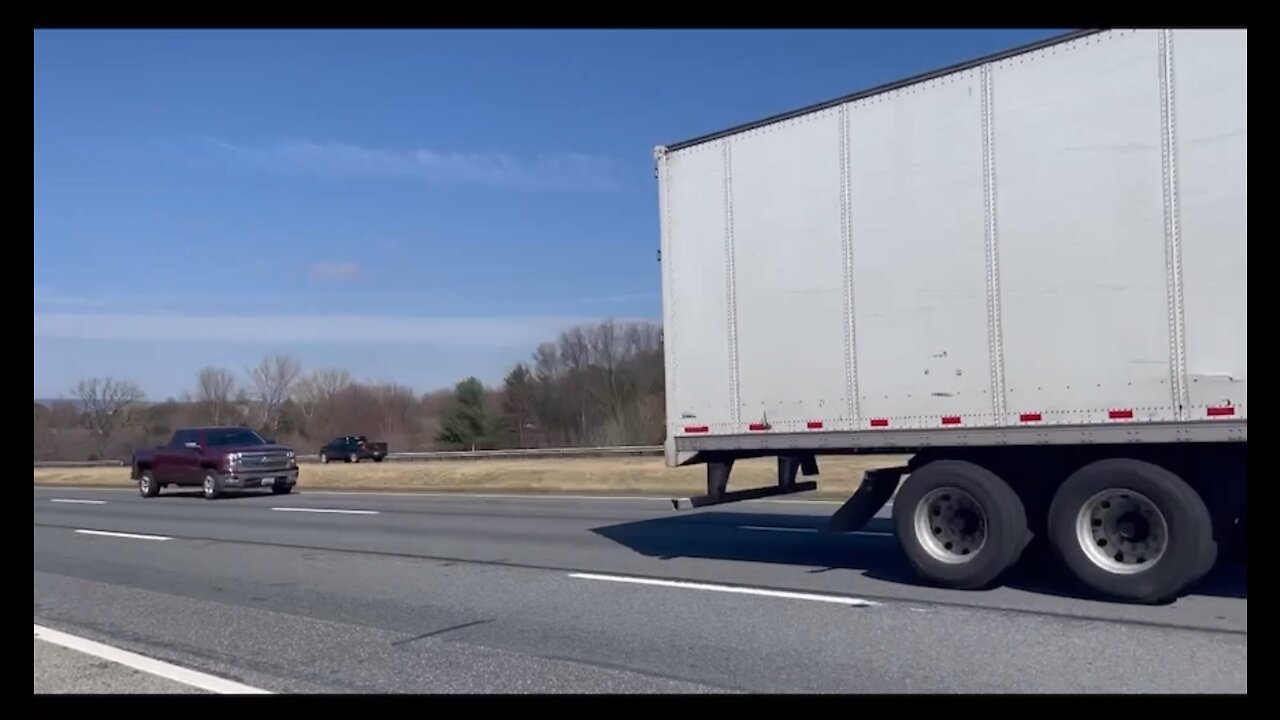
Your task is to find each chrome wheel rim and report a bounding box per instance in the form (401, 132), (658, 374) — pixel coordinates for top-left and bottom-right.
(913, 486), (988, 564)
(1075, 488), (1168, 574)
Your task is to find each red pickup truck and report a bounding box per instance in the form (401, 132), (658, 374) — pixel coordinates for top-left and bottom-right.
(131, 426), (300, 500)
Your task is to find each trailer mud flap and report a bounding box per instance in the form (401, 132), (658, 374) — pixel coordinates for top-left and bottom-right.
(827, 466), (908, 533)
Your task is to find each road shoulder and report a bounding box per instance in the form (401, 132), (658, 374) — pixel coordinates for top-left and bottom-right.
(35, 624), (267, 694)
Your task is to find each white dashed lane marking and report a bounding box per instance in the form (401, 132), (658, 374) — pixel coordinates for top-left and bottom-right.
(74, 529), (170, 541)
(569, 572), (879, 607)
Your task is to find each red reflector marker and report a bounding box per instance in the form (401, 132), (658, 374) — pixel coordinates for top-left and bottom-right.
(870, 418), (889, 428)
(941, 415), (962, 425)
(806, 421), (824, 430)
(1207, 406), (1236, 417)
(748, 423), (769, 432)
(1108, 409), (1134, 420)
(683, 425), (709, 434)
(1019, 412), (1043, 423)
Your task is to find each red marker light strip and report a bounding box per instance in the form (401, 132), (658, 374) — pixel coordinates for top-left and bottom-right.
(1206, 406), (1235, 417)
(748, 423), (769, 432)
(683, 426), (709, 434)
(1019, 412), (1043, 423)
(806, 421), (824, 430)
(870, 418), (889, 428)
(1108, 409), (1134, 420)
(941, 416), (962, 426)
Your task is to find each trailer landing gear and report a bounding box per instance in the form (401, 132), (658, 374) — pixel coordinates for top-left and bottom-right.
(670, 455), (820, 510)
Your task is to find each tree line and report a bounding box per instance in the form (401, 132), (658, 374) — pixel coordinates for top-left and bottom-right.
(33, 320), (665, 462)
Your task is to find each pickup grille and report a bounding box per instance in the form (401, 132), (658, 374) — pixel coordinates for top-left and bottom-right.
(236, 451), (291, 472)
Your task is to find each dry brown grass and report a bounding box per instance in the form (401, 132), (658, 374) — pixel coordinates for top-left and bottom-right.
(33, 455), (910, 499)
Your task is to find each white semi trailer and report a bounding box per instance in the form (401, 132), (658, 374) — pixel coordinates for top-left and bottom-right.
(655, 28), (1246, 604)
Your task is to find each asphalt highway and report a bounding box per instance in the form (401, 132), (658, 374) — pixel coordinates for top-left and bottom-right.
(33, 485), (1247, 693)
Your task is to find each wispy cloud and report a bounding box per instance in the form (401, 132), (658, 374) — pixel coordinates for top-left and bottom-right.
(195, 136), (618, 193)
(308, 261), (362, 281)
(33, 311), (640, 349)
(33, 285), (108, 310)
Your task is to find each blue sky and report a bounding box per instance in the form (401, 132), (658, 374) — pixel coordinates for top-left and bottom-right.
(34, 28), (1065, 400)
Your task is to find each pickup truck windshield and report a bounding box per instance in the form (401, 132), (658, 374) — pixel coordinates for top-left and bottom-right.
(204, 428), (267, 447)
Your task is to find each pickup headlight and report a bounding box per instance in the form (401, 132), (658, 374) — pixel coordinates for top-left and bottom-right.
(286, 451), (297, 467)
(226, 452), (242, 468)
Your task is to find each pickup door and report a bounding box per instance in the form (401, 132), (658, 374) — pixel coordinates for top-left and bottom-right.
(153, 428), (204, 486)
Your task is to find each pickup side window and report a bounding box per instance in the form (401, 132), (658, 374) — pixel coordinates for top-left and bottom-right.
(170, 430), (199, 448)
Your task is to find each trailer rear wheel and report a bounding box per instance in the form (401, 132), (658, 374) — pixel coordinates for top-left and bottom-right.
(1047, 459), (1213, 604)
(893, 460), (1030, 590)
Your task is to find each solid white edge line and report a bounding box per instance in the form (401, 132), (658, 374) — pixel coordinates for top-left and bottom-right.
(50, 498), (107, 505)
(34, 624), (272, 694)
(74, 529), (171, 541)
(269, 507), (379, 515)
(569, 572), (879, 607)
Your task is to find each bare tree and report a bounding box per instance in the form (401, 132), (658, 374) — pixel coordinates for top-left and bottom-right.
(590, 320), (622, 421)
(195, 367), (237, 424)
(246, 354), (302, 433)
(294, 368), (354, 438)
(34, 319), (670, 462)
(295, 369), (353, 417)
(70, 377), (146, 458)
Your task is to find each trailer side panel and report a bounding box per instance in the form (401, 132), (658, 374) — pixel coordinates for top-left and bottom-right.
(658, 29), (1247, 461)
(1171, 30), (1248, 418)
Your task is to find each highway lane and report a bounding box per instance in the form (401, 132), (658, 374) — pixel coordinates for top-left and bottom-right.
(34, 486), (1247, 693)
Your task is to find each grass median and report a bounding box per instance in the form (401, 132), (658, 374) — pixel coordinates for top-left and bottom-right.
(33, 455), (910, 499)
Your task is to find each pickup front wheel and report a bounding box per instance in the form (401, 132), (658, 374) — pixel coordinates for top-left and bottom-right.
(137, 470), (160, 498)
(202, 472), (223, 500)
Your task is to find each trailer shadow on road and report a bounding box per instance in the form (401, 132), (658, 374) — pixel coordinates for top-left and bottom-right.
(590, 511), (1246, 604)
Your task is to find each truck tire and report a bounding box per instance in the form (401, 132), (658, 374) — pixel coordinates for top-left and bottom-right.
(320, 454), (330, 464)
(137, 469), (160, 498)
(893, 460), (1030, 590)
(1047, 458), (1214, 604)
(202, 472), (223, 501)
(348, 452), (359, 463)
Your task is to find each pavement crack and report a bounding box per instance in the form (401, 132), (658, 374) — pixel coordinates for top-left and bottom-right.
(393, 619), (493, 647)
